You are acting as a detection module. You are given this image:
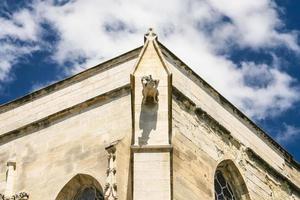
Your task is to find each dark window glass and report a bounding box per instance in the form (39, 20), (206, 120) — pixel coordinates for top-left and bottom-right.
(74, 186), (104, 200)
(214, 170), (236, 200)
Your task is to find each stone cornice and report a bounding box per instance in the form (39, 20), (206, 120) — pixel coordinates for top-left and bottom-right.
(0, 85), (130, 145)
(131, 145), (173, 153)
(172, 85), (300, 190)
(246, 148), (300, 195)
(0, 47), (141, 114)
(172, 86), (240, 149)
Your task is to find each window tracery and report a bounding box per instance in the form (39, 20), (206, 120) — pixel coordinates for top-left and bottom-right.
(214, 170), (237, 200)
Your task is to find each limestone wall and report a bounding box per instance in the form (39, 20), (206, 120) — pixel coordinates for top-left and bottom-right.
(164, 53), (300, 188)
(172, 98), (300, 200)
(0, 58), (136, 136)
(0, 95), (132, 200)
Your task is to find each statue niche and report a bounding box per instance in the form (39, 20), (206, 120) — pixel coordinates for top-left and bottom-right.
(141, 75), (159, 104)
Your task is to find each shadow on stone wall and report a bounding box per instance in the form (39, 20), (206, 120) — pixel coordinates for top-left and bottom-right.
(138, 102), (158, 146)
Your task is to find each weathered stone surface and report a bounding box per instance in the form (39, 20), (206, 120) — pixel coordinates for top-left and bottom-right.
(133, 152), (171, 199)
(0, 31), (299, 200)
(0, 94), (131, 199)
(0, 58), (137, 136)
(172, 95), (300, 199)
(163, 47), (300, 188)
(131, 29), (172, 200)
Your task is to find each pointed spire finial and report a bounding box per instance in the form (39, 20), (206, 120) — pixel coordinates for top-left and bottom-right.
(144, 28), (157, 42)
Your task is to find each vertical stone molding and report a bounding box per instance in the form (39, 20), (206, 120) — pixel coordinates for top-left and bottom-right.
(5, 162), (16, 197)
(0, 162), (29, 200)
(104, 145), (117, 200)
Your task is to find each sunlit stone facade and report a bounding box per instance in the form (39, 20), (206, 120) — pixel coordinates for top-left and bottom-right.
(0, 30), (299, 200)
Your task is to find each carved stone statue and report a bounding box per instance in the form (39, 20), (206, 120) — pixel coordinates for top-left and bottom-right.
(141, 75), (159, 104)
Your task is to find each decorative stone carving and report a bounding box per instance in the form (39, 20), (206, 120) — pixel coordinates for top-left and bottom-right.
(104, 145), (117, 200)
(144, 28), (157, 42)
(11, 192), (29, 200)
(0, 192), (29, 200)
(141, 75), (159, 104)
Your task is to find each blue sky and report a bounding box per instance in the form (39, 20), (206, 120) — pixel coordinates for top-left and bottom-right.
(0, 0), (299, 161)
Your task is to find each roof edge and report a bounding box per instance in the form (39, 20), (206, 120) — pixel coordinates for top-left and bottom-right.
(158, 42), (300, 169)
(0, 84), (131, 145)
(172, 85), (300, 188)
(0, 46), (142, 114)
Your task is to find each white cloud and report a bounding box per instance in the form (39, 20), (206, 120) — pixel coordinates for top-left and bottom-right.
(0, 42), (39, 82)
(0, 9), (39, 40)
(0, 0), (300, 120)
(276, 124), (300, 144)
(0, 7), (40, 83)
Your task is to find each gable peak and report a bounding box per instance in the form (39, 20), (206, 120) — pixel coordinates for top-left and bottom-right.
(144, 28), (157, 42)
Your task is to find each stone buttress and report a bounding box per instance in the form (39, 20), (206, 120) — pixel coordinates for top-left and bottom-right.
(130, 28), (172, 200)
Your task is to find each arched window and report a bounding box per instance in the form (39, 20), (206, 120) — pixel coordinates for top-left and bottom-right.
(56, 174), (104, 200)
(214, 170), (236, 200)
(214, 160), (250, 200)
(74, 186), (104, 200)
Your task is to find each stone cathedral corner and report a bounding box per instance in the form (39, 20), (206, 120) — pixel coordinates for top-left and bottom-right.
(0, 29), (299, 200)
